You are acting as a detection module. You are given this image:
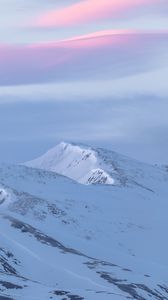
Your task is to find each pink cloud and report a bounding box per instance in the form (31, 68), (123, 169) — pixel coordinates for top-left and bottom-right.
(0, 31), (167, 86)
(29, 29), (134, 49)
(34, 0), (155, 28)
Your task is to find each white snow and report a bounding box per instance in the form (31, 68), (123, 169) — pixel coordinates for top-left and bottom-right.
(0, 187), (8, 203)
(23, 141), (166, 191)
(23, 142), (115, 185)
(0, 143), (168, 299)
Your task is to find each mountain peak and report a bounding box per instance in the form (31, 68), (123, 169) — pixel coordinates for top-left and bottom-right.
(23, 141), (165, 190)
(24, 141), (115, 185)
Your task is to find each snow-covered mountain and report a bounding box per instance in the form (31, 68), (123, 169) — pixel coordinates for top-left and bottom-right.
(24, 142), (165, 190)
(0, 143), (168, 300)
(24, 142), (115, 185)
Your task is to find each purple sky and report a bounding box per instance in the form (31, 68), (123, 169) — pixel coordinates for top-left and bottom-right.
(0, 0), (168, 163)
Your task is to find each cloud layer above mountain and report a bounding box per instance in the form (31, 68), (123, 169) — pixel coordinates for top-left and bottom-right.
(34, 0), (157, 27)
(0, 32), (167, 87)
(0, 0), (168, 163)
(0, 0), (167, 88)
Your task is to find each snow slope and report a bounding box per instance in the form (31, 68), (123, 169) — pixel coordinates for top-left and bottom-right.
(24, 141), (166, 189)
(0, 144), (168, 299)
(24, 142), (115, 185)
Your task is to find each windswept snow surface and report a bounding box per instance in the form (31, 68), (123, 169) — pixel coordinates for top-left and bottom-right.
(24, 141), (166, 189)
(24, 142), (115, 185)
(0, 144), (168, 299)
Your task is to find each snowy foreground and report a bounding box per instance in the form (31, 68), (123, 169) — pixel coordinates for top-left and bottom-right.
(0, 142), (168, 300)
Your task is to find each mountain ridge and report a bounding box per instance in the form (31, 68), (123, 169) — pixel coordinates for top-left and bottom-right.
(23, 141), (166, 191)
(0, 142), (168, 299)
(0, 159), (168, 299)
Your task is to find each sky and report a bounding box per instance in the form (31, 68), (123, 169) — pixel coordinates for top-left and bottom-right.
(0, 0), (168, 164)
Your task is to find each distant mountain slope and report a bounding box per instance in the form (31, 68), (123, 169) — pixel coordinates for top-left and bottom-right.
(0, 143), (168, 300)
(0, 163), (168, 299)
(24, 142), (166, 191)
(24, 142), (115, 185)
